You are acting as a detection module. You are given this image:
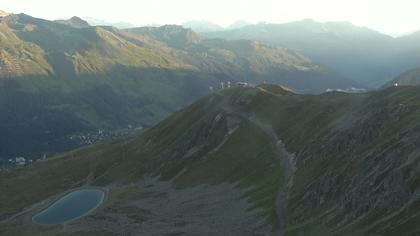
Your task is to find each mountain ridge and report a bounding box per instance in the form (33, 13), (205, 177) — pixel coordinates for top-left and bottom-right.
(204, 19), (420, 87)
(125, 24), (361, 92)
(55, 16), (90, 28)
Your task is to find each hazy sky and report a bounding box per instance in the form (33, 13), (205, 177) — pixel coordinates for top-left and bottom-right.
(2, 0), (420, 36)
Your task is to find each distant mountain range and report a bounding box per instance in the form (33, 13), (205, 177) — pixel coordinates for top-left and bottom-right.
(0, 13), (357, 158)
(83, 17), (136, 29)
(182, 20), (250, 32)
(204, 19), (420, 87)
(183, 20), (225, 32)
(3, 84), (420, 235)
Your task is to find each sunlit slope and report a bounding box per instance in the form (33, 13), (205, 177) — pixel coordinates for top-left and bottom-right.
(0, 23), (52, 78)
(2, 14), (192, 77)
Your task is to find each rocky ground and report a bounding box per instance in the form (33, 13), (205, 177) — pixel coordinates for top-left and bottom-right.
(1, 177), (272, 236)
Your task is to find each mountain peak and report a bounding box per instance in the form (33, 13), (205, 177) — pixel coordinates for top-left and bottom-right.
(70, 16), (85, 22)
(228, 20), (250, 29)
(55, 16), (90, 28)
(183, 20), (224, 32)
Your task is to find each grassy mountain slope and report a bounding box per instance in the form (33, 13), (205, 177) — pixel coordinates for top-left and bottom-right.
(0, 69), (217, 158)
(1, 85), (420, 235)
(0, 23), (52, 77)
(4, 14), (192, 74)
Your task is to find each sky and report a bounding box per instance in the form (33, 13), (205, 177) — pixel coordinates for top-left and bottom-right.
(2, 0), (420, 36)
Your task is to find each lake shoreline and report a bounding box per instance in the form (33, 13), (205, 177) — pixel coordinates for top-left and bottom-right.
(31, 186), (108, 226)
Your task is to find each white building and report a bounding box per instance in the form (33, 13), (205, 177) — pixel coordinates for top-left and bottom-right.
(15, 157), (26, 166)
(236, 82), (250, 87)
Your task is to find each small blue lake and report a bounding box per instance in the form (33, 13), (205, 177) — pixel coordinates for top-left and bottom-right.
(33, 189), (105, 225)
